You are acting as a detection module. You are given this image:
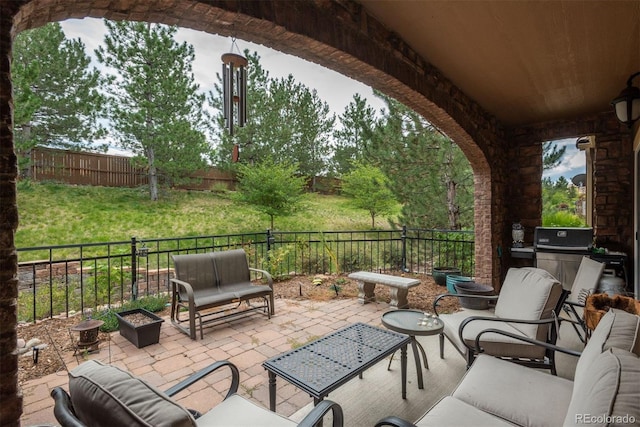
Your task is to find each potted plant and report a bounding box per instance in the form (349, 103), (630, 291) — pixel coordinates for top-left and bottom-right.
(115, 308), (164, 348)
(432, 266), (461, 286)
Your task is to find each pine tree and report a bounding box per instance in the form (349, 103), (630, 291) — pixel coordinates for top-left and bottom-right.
(332, 93), (377, 175)
(368, 91), (473, 229)
(96, 20), (209, 200)
(209, 51), (335, 189)
(12, 22), (105, 174)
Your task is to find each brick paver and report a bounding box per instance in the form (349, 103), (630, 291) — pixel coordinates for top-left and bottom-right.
(20, 298), (393, 425)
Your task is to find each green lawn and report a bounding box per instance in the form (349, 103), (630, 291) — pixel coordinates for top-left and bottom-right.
(16, 181), (401, 247)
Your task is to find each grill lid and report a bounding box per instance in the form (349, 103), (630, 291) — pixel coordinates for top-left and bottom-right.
(534, 227), (593, 251)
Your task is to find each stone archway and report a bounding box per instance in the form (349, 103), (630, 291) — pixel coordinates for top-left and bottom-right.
(2, 2), (504, 424)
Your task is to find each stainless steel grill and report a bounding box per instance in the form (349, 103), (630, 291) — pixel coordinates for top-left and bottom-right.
(534, 227), (594, 290)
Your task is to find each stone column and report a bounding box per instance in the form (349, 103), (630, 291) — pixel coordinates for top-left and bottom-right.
(0, 2), (22, 426)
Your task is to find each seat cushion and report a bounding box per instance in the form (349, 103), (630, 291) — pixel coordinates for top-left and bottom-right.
(452, 354), (573, 427)
(414, 396), (515, 427)
(196, 394), (297, 427)
(574, 308), (640, 381)
(440, 310), (546, 359)
(494, 267), (561, 337)
(69, 360), (196, 427)
(564, 348), (640, 427)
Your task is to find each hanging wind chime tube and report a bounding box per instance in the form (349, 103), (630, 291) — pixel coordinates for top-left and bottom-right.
(221, 44), (248, 136)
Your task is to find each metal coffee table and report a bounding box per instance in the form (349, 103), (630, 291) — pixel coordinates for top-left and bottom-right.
(262, 322), (411, 411)
(381, 309), (444, 390)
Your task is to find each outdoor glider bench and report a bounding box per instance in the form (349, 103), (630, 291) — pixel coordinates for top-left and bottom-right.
(170, 249), (274, 340)
(348, 271), (420, 309)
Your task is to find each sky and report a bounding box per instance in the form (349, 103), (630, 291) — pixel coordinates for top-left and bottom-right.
(59, 18), (584, 183)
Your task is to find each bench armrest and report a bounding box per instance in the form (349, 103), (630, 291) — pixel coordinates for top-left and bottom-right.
(249, 267), (273, 287)
(164, 360), (240, 401)
(297, 400), (344, 427)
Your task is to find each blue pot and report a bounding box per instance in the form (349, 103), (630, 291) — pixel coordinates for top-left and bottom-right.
(446, 275), (473, 294)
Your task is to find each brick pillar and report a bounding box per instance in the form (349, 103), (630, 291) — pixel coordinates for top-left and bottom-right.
(0, 3), (22, 426)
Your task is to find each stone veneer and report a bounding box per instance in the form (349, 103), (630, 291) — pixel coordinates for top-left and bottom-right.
(0, 1), (634, 425)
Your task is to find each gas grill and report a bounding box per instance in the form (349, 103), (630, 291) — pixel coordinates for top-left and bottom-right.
(533, 227), (628, 293)
(533, 227), (593, 290)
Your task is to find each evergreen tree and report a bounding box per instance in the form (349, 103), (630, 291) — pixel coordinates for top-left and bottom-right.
(368, 91), (473, 229)
(12, 22), (105, 174)
(332, 93), (377, 175)
(96, 20), (209, 200)
(542, 140), (566, 171)
(209, 51), (335, 189)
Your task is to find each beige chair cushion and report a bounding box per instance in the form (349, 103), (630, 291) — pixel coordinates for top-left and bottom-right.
(452, 354), (573, 427)
(441, 310), (547, 359)
(69, 360), (196, 427)
(414, 396), (515, 427)
(575, 308), (640, 381)
(494, 267), (561, 337)
(564, 348), (640, 427)
(196, 394), (297, 427)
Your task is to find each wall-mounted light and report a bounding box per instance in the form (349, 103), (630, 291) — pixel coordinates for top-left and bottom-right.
(611, 71), (640, 127)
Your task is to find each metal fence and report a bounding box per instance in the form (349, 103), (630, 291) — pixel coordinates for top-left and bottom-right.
(17, 227), (474, 322)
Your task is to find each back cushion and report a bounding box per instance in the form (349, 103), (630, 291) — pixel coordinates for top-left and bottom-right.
(495, 267), (561, 336)
(212, 249), (251, 286)
(574, 309), (640, 381)
(69, 360), (196, 427)
(172, 253), (217, 295)
(564, 348), (640, 427)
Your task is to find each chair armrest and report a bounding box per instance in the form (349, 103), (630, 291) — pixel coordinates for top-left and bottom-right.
(249, 267), (273, 287)
(474, 328), (582, 357)
(51, 387), (86, 427)
(164, 360), (239, 401)
(433, 293), (497, 315)
(374, 416), (418, 427)
(170, 278), (195, 301)
(458, 315), (557, 353)
(297, 400), (344, 427)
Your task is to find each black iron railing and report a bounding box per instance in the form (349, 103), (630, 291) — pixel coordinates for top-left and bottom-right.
(17, 227), (474, 322)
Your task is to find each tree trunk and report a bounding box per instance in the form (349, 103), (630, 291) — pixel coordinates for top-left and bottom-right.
(147, 147), (158, 201)
(0, 4), (23, 424)
(446, 179), (460, 230)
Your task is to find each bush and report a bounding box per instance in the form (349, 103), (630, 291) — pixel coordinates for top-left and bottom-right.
(93, 294), (169, 333)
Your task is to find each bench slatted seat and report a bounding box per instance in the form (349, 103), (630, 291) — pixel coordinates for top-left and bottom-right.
(348, 271), (420, 309)
(171, 249), (274, 340)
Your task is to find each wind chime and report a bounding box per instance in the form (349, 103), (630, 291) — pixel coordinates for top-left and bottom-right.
(221, 38), (248, 140)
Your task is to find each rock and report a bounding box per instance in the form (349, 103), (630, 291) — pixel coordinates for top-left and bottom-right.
(17, 338), (25, 348)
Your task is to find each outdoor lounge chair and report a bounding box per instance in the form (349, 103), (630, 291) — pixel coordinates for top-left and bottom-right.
(375, 308), (640, 427)
(51, 359), (343, 427)
(434, 267), (568, 374)
(560, 256), (605, 342)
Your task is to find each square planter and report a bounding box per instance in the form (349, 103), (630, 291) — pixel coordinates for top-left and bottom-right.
(115, 308), (164, 348)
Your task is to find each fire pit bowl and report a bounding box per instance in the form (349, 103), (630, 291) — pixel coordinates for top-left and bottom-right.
(115, 309), (164, 348)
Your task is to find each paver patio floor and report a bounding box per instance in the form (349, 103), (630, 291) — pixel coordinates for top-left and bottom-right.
(20, 297), (399, 426)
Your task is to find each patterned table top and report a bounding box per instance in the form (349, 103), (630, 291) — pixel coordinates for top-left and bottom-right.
(263, 322), (410, 399)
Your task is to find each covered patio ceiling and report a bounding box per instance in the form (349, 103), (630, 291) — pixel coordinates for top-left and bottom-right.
(358, 0), (640, 128)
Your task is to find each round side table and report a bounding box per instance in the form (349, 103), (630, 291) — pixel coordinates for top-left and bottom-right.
(381, 309), (444, 389)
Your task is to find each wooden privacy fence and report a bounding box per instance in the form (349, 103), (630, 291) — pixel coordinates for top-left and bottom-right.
(28, 147), (340, 193)
(29, 147), (236, 190)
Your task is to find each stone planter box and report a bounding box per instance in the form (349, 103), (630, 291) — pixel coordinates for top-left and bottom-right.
(115, 308), (164, 348)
